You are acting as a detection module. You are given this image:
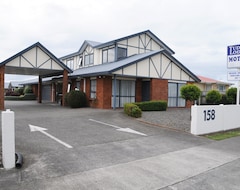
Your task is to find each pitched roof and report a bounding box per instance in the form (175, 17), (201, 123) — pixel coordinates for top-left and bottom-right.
(1, 42), (72, 77)
(60, 30), (175, 60)
(94, 30), (175, 55)
(60, 40), (101, 60)
(197, 75), (233, 85)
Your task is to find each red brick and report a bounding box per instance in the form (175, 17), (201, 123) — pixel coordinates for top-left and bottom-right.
(150, 78), (168, 101)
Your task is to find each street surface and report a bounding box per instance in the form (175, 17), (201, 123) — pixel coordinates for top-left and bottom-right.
(0, 101), (239, 190)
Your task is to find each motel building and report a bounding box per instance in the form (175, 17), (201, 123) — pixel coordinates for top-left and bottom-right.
(1, 30), (200, 109)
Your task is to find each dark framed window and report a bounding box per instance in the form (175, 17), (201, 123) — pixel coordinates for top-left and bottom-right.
(112, 80), (135, 107)
(102, 48), (115, 63)
(117, 47), (127, 60)
(168, 82), (185, 107)
(85, 54), (94, 66)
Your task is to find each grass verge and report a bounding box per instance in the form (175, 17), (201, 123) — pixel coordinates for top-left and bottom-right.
(204, 128), (240, 140)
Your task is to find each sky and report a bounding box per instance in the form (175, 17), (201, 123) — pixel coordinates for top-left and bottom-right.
(1, 0), (240, 83)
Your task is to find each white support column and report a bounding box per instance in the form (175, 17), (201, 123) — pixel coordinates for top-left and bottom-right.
(2, 109), (15, 169)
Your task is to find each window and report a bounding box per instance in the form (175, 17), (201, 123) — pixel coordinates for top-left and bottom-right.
(78, 57), (83, 68)
(112, 80), (135, 107)
(90, 79), (96, 98)
(206, 84), (212, 91)
(102, 47), (127, 63)
(117, 47), (127, 60)
(85, 54), (94, 66)
(102, 48), (115, 63)
(66, 59), (74, 70)
(218, 85), (225, 92)
(168, 83), (185, 107)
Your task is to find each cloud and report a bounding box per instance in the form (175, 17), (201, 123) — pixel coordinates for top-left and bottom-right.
(1, 0), (240, 82)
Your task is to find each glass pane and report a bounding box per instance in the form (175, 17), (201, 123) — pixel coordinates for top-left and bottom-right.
(117, 47), (127, 60)
(85, 55), (90, 65)
(89, 54), (94, 64)
(108, 48), (115, 62)
(102, 50), (107, 63)
(168, 83), (177, 97)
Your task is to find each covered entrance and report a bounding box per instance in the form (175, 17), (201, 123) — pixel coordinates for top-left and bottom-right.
(0, 42), (72, 110)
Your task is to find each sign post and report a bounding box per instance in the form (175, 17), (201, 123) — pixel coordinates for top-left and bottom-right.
(227, 44), (240, 104)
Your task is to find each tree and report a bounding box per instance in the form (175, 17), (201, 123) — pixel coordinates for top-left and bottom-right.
(206, 90), (221, 104)
(226, 87), (237, 104)
(180, 84), (201, 105)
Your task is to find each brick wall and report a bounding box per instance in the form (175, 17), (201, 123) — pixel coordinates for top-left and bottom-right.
(150, 78), (168, 101)
(135, 78), (142, 102)
(96, 76), (112, 109)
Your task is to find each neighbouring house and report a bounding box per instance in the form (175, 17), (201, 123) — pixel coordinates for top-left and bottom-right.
(195, 75), (233, 104)
(21, 30), (201, 108)
(4, 81), (23, 95)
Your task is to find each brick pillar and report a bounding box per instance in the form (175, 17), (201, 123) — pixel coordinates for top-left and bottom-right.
(85, 77), (91, 106)
(96, 76), (112, 109)
(62, 69), (68, 106)
(0, 65), (5, 110)
(135, 78), (142, 102)
(150, 78), (168, 101)
(38, 76), (42, 103)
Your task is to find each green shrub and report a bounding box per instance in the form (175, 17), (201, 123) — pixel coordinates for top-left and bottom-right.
(134, 101), (167, 111)
(226, 87), (237, 104)
(131, 106), (142, 118)
(23, 85), (33, 94)
(206, 90), (222, 104)
(67, 90), (87, 108)
(124, 103), (142, 118)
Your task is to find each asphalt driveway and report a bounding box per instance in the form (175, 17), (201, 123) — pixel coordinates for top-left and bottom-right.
(0, 101), (240, 189)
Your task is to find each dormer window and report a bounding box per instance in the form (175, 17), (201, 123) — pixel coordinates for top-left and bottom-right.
(103, 48), (115, 63)
(102, 47), (127, 63)
(117, 47), (127, 60)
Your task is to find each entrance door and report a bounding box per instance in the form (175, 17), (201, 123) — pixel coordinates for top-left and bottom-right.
(142, 81), (150, 101)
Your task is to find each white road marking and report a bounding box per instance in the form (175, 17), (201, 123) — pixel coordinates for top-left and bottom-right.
(89, 119), (147, 136)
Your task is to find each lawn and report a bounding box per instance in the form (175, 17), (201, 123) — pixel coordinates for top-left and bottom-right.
(205, 128), (240, 140)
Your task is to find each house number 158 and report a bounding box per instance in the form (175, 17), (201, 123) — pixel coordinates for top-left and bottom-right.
(203, 109), (215, 121)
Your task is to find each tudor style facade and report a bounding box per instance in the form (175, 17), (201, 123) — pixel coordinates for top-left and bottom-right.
(60, 30), (200, 109)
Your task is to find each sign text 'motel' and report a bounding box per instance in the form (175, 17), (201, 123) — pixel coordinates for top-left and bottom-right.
(227, 44), (240, 68)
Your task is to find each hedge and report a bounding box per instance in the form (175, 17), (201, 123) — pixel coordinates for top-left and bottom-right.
(4, 93), (36, 101)
(124, 103), (142, 118)
(134, 100), (167, 111)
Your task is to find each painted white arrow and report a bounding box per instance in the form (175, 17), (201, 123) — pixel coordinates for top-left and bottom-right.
(89, 119), (147, 136)
(29, 124), (73, 149)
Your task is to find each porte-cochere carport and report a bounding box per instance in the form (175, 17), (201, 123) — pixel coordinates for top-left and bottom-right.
(0, 42), (72, 110)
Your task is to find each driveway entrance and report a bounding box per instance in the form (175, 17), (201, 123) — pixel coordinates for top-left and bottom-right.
(0, 100), (217, 189)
